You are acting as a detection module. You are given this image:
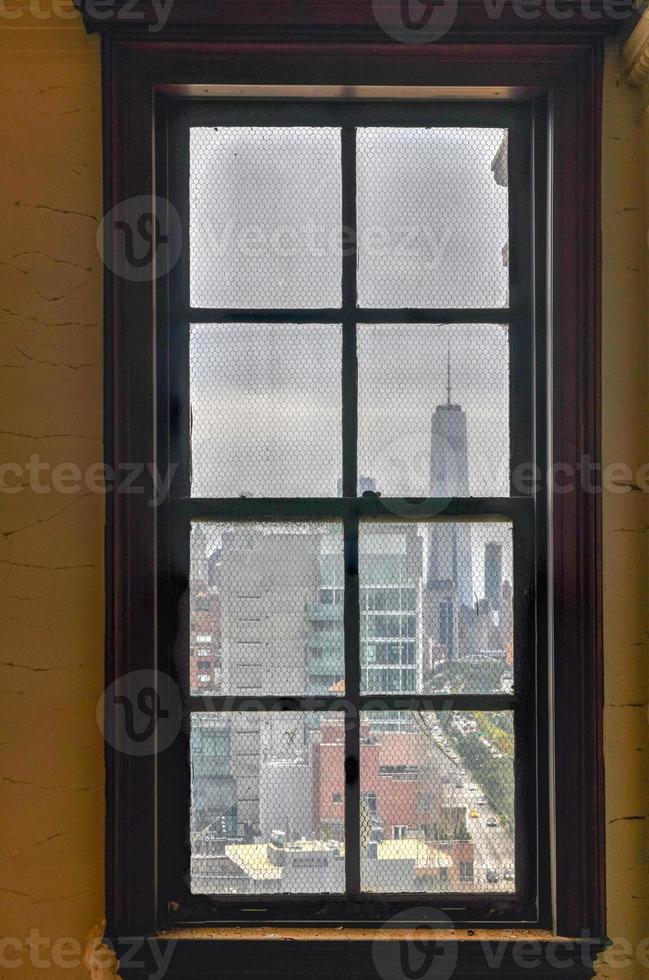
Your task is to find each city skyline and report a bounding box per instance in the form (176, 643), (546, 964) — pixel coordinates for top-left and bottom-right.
(190, 708), (515, 896)
(191, 321), (510, 499)
(187, 125), (515, 898)
(188, 375), (516, 895)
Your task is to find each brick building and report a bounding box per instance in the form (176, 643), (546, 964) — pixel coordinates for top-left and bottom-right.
(312, 722), (475, 888)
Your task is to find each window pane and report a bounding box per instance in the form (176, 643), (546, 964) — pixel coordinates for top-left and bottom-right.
(359, 522), (514, 696)
(190, 127), (342, 308)
(358, 323), (509, 497)
(359, 711), (515, 893)
(191, 712), (345, 894)
(190, 522), (344, 697)
(190, 323), (342, 497)
(357, 128), (509, 308)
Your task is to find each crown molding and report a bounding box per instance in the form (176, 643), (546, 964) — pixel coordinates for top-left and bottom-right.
(623, 6), (649, 83)
(76, 0), (633, 41)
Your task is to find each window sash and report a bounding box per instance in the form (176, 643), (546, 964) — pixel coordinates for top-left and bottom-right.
(160, 98), (542, 924)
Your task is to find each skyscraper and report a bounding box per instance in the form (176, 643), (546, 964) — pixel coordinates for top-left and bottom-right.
(191, 523), (209, 586)
(426, 351), (473, 606)
(484, 542), (503, 612)
(305, 524), (423, 716)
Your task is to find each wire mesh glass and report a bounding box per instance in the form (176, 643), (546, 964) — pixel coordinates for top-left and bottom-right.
(190, 127), (342, 309)
(359, 711), (515, 893)
(356, 128), (509, 309)
(357, 323), (510, 498)
(184, 115), (525, 909)
(191, 712), (346, 895)
(190, 322), (342, 497)
(358, 521), (514, 697)
(190, 522), (345, 697)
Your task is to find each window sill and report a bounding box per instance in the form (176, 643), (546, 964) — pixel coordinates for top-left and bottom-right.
(157, 927), (575, 941)
(109, 929), (609, 978)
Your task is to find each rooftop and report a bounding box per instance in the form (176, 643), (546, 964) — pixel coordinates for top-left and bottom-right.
(377, 840), (453, 869)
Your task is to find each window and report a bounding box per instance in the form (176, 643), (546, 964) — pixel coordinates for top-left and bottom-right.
(165, 98), (538, 924)
(460, 860), (475, 883)
(98, 12), (609, 961)
(363, 792), (378, 815)
(438, 597), (454, 657)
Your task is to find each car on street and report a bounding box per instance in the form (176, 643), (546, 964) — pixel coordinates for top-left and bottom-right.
(486, 816), (498, 827)
(503, 867), (515, 881)
(469, 809), (479, 818)
(485, 868), (499, 883)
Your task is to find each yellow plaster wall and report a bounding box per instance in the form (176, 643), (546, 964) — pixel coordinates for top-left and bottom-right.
(0, 7), (108, 978)
(599, 41), (649, 980)
(0, 14), (646, 980)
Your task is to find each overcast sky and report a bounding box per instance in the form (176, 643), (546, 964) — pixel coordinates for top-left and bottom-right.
(188, 125), (513, 591)
(189, 126), (509, 499)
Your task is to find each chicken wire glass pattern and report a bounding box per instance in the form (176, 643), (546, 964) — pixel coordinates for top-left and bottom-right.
(190, 323), (342, 497)
(190, 127), (342, 309)
(358, 324), (509, 498)
(191, 712), (345, 895)
(190, 522), (345, 697)
(359, 522), (513, 697)
(356, 128), (509, 309)
(359, 711), (515, 893)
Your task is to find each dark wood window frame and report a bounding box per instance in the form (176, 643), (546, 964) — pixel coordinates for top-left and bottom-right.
(80, 0), (624, 974)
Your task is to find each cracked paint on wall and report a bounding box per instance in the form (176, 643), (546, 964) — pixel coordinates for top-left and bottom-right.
(0, 6), (105, 978)
(598, 41), (649, 980)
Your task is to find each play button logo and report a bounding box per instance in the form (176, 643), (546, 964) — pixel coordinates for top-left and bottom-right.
(372, 907), (458, 980)
(371, 0), (458, 43)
